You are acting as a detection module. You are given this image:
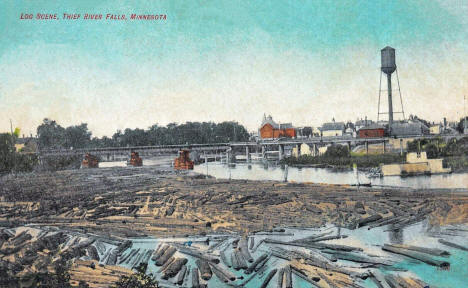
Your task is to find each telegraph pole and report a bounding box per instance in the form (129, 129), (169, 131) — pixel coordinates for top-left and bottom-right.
(464, 95), (467, 134)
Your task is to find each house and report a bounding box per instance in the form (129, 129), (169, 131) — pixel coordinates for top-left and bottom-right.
(390, 121), (429, 136)
(381, 151), (451, 176)
(358, 124), (386, 138)
(430, 124), (442, 135)
(259, 115), (296, 139)
(14, 137), (38, 153)
(355, 118), (374, 132)
(292, 143), (314, 157)
(321, 120), (345, 137)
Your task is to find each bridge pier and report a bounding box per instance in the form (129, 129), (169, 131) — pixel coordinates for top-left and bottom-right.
(245, 146), (251, 163)
(278, 144), (284, 160)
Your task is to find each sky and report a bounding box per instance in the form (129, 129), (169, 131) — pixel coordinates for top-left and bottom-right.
(1, 0), (468, 137)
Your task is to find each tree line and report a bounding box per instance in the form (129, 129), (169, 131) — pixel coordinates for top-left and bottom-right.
(37, 118), (250, 150)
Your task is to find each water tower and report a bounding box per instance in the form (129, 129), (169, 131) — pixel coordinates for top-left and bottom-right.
(377, 46), (405, 133)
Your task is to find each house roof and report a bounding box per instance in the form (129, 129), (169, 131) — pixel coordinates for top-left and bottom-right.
(391, 122), (429, 136)
(359, 124), (385, 130)
(321, 122), (345, 131)
(261, 115), (279, 129)
(15, 137), (36, 145)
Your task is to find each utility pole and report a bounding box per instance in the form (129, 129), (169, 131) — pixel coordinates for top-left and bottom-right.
(464, 95), (467, 134)
(10, 119), (13, 135)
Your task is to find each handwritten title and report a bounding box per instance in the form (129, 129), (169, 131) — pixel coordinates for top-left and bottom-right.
(20, 13), (167, 21)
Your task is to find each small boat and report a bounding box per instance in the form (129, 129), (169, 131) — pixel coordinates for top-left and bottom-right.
(174, 149), (194, 170)
(81, 153), (99, 168)
(127, 151), (143, 167)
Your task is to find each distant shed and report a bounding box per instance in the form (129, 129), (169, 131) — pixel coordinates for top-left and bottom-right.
(358, 124), (386, 138)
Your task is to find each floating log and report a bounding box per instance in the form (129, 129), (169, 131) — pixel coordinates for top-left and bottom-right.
(86, 245), (99, 261)
(209, 263), (236, 282)
(249, 237), (255, 250)
(105, 249), (118, 265)
(123, 248), (139, 264)
(438, 239), (468, 252)
(191, 267), (200, 288)
(306, 235), (348, 243)
(292, 231), (333, 243)
(254, 255), (270, 272)
(220, 250), (230, 267)
(389, 244), (450, 257)
(382, 244), (450, 268)
(265, 238), (361, 252)
(152, 244), (169, 261)
(209, 263), (230, 283)
(234, 249), (248, 269)
(245, 253), (268, 274)
(176, 264), (187, 285)
(239, 238), (254, 262)
(369, 270), (391, 288)
(231, 251), (240, 270)
(277, 268), (284, 288)
(116, 240), (132, 256)
(322, 250), (391, 265)
(358, 214), (383, 228)
(290, 265), (320, 285)
(163, 258), (188, 279)
(158, 256), (176, 273)
(156, 246), (177, 266)
(260, 269), (277, 288)
(232, 239), (239, 249)
(284, 265), (292, 288)
(173, 244), (220, 263)
(196, 259), (212, 280)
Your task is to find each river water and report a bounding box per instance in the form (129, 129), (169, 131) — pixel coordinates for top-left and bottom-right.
(194, 162), (468, 190)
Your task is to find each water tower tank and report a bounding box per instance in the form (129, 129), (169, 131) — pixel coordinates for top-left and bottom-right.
(381, 46), (396, 74)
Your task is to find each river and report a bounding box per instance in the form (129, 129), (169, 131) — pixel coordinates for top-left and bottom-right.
(194, 162), (468, 190)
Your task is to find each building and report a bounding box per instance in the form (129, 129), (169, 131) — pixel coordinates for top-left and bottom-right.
(259, 115), (296, 139)
(390, 121), (429, 136)
(358, 124), (386, 138)
(14, 137), (38, 152)
(355, 118), (374, 132)
(430, 124), (442, 135)
(320, 120), (345, 137)
(381, 152), (451, 176)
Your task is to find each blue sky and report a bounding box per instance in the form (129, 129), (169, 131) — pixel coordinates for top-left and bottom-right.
(1, 0), (468, 136)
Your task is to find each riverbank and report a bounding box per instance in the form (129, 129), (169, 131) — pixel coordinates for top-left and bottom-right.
(281, 153), (405, 169)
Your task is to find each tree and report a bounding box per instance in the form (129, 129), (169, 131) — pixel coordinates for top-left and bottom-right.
(64, 124), (91, 149)
(324, 144), (350, 158)
(0, 133), (16, 173)
(112, 263), (158, 288)
(37, 118), (66, 149)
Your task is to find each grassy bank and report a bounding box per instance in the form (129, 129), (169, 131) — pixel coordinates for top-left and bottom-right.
(281, 153), (405, 169)
(443, 155), (468, 172)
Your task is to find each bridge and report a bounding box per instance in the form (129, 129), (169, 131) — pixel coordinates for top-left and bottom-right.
(36, 134), (459, 163)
